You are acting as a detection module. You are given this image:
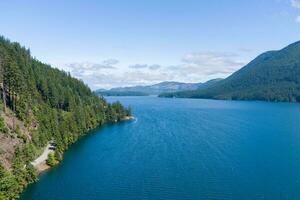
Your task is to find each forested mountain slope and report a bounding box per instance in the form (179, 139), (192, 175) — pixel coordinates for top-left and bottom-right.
(160, 41), (300, 102)
(0, 36), (130, 199)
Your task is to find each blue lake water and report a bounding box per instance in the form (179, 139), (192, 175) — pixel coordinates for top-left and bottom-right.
(21, 97), (300, 200)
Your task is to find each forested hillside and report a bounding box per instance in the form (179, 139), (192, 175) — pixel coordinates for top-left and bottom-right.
(0, 36), (130, 199)
(160, 41), (300, 102)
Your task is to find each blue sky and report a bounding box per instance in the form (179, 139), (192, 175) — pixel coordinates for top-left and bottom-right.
(0, 0), (300, 89)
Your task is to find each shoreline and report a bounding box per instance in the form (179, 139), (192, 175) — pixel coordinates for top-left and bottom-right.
(35, 163), (51, 173)
(31, 115), (134, 174)
(31, 143), (54, 173)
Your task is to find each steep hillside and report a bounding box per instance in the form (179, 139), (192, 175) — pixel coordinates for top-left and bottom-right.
(160, 41), (300, 102)
(0, 36), (130, 199)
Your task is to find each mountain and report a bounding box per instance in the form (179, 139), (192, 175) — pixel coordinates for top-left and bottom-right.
(96, 81), (203, 96)
(190, 78), (222, 90)
(160, 41), (300, 102)
(0, 36), (130, 199)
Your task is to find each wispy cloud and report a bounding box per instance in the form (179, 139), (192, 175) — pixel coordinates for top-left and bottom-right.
(62, 60), (119, 88)
(129, 64), (161, 70)
(125, 52), (244, 87)
(291, 0), (300, 8)
(182, 52), (243, 67)
(71, 70), (175, 89)
(102, 59), (119, 66)
(62, 52), (246, 90)
(64, 60), (118, 72)
(179, 52), (245, 76)
(288, 0), (300, 23)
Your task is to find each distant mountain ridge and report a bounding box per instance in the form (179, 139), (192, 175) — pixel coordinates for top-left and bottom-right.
(160, 41), (300, 102)
(96, 81), (208, 96)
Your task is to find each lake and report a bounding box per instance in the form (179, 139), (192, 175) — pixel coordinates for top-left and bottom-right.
(21, 96), (300, 200)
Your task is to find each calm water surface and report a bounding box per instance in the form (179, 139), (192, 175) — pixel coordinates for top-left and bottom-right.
(21, 97), (300, 200)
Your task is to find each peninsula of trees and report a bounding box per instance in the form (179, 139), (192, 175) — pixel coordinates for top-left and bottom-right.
(0, 36), (131, 199)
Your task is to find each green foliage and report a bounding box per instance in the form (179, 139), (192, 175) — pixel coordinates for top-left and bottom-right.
(160, 41), (300, 102)
(0, 36), (131, 199)
(0, 165), (20, 200)
(0, 117), (8, 134)
(46, 153), (57, 167)
(0, 192), (6, 200)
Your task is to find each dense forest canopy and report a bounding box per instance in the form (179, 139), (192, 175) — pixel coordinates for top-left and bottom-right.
(0, 36), (130, 199)
(160, 41), (300, 102)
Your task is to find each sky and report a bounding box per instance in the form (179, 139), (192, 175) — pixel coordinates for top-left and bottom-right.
(0, 0), (300, 89)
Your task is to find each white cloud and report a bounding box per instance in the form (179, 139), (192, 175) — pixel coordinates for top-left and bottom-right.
(149, 64), (161, 70)
(64, 60), (118, 71)
(123, 52), (245, 88)
(102, 59), (119, 66)
(291, 0), (300, 8)
(287, 0), (300, 24)
(182, 52), (241, 66)
(63, 60), (119, 76)
(296, 15), (300, 22)
(70, 70), (175, 89)
(62, 52), (246, 90)
(180, 52), (245, 76)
